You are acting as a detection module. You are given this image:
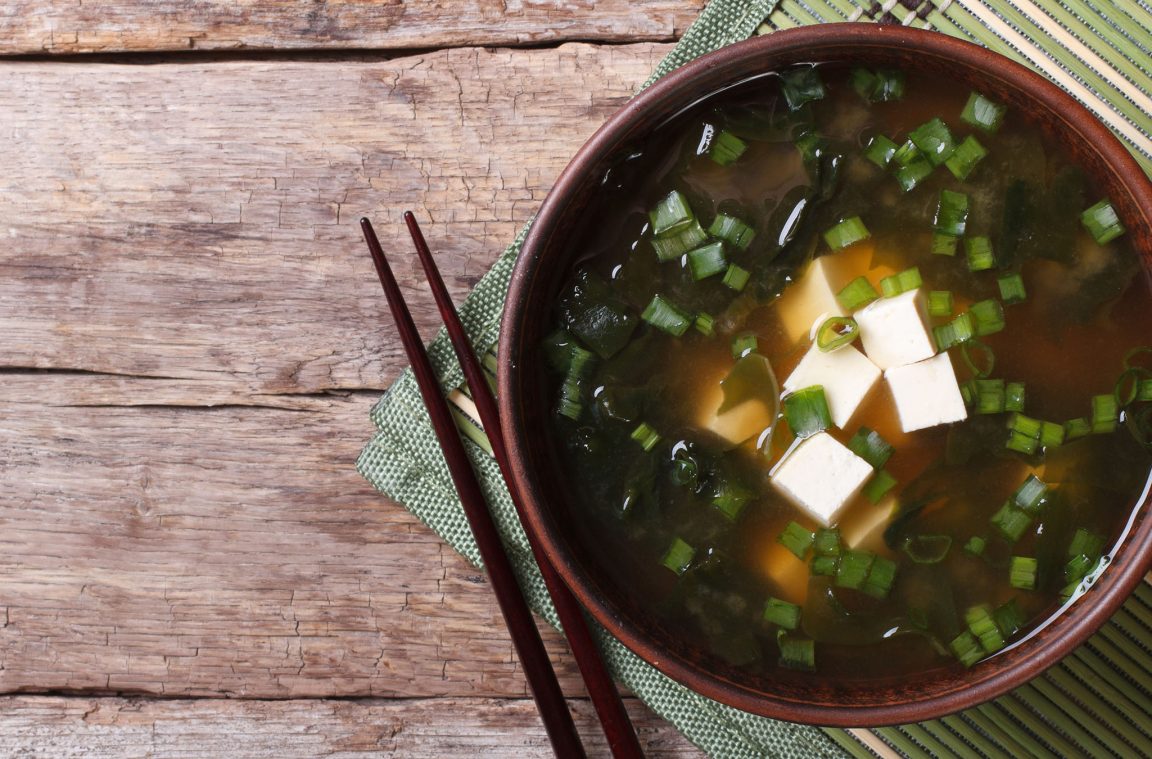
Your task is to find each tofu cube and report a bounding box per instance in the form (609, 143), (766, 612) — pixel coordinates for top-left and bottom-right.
(774, 256), (846, 343)
(885, 351), (969, 433)
(783, 343), (881, 429)
(771, 432), (874, 526)
(855, 288), (937, 369)
(840, 496), (898, 551)
(695, 369), (774, 447)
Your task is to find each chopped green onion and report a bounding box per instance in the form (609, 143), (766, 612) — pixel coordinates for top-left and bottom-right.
(861, 556), (898, 599)
(966, 604), (1006, 653)
(871, 69), (905, 101)
(944, 134), (988, 180)
(1068, 528), (1105, 560)
(814, 528), (842, 557)
(708, 213), (756, 250)
(1009, 556), (1038, 590)
(542, 329), (580, 372)
(794, 131), (827, 162)
(965, 236), (996, 271)
(864, 134), (899, 168)
(961, 92), (1007, 132)
(651, 220), (708, 262)
(778, 521), (815, 560)
(1066, 554), (1095, 584)
(1008, 413), (1043, 445)
(781, 65), (826, 110)
(969, 299), (1006, 336)
(931, 232), (958, 256)
(1140, 380), (1152, 402)
(991, 501), (1032, 542)
(816, 315), (859, 352)
(641, 294), (693, 336)
(994, 599), (1026, 637)
(1040, 421), (1065, 448)
(555, 343), (597, 420)
(823, 216), (870, 250)
(835, 549), (875, 590)
(1091, 393), (1118, 433)
(1012, 474), (1048, 513)
(902, 534), (953, 564)
(1114, 367), (1148, 406)
(847, 427), (893, 469)
(892, 139), (921, 167)
(961, 339), (996, 378)
(997, 273), (1027, 304)
(837, 276), (879, 311)
(928, 290), (954, 317)
(708, 130), (747, 166)
(852, 67), (905, 102)
(713, 488), (750, 521)
(964, 536), (987, 556)
(811, 555), (838, 576)
(934, 190), (969, 236)
(960, 380), (977, 407)
(630, 422), (661, 452)
(1006, 430), (1040, 455)
(722, 264), (750, 291)
(686, 241), (728, 280)
(694, 312), (715, 336)
(909, 118), (957, 166)
(661, 537), (695, 575)
(731, 333), (758, 358)
(880, 266), (922, 297)
(556, 378), (583, 420)
(951, 630), (984, 667)
(1005, 382), (1026, 413)
(933, 325), (957, 351)
(894, 157), (933, 192)
(1081, 199), (1125, 244)
(975, 378), (1006, 414)
(1008, 414), (1042, 439)
(951, 312), (976, 345)
(862, 469), (897, 504)
(776, 630), (815, 671)
(763, 597), (802, 630)
(563, 343), (597, 379)
(783, 385), (832, 439)
(1065, 417), (1091, 441)
(649, 190), (694, 236)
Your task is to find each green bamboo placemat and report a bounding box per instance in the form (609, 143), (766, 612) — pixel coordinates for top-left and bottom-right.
(358, 1), (1152, 756)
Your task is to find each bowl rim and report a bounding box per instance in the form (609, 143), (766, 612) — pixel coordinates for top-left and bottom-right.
(499, 22), (1152, 726)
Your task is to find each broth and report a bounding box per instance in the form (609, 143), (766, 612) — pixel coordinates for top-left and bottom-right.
(544, 64), (1152, 679)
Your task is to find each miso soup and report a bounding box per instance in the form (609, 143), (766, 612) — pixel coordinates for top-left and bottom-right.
(543, 64), (1152, 679)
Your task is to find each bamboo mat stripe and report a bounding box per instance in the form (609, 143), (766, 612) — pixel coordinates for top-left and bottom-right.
(758, 0), (1152, 174)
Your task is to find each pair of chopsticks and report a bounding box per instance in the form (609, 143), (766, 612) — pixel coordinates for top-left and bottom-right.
(361, 214), (644, 758)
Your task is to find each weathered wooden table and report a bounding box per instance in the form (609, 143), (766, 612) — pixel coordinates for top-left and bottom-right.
(0, 2), (708, 755)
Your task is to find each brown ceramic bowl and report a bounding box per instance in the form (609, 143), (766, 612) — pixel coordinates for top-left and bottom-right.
(498, 23), (1152, 726)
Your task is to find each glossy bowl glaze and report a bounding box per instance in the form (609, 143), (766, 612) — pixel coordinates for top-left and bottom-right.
(498, 24), (1152, 726)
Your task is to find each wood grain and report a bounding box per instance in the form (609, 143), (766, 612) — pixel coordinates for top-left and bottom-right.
(0, 1), (702, 55)
(0, 695), (703, 756)
(0, 43), (668, 699)
(0, 44), (667, 393)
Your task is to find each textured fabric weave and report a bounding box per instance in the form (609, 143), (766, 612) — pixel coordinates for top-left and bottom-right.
(358, 1), (1152, 756)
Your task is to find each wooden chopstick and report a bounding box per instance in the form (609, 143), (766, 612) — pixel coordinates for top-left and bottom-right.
(402, 212), (645, 759)
(360, 218), (586, 759)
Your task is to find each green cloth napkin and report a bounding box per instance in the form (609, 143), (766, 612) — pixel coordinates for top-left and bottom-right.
(359, 1), (1152, 756)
